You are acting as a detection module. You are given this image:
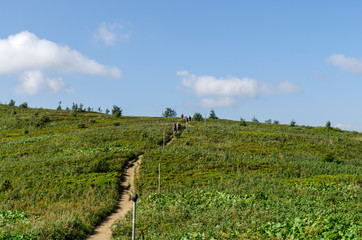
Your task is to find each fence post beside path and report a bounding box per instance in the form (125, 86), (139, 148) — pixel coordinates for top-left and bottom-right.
(131, 193), (138, 240)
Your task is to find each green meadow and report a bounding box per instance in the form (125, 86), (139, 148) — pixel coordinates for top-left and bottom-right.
(114, 120), (362, 239)
(0, 104), (173, 239)
(0, 104), (361, 239)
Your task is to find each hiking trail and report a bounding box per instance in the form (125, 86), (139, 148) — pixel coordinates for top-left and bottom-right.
(87, 136), (175, 239)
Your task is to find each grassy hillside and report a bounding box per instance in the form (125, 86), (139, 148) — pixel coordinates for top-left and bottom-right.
(0, 104), (174, 239)
(1, 104), (361, 239)
(113, 119), (362, 239)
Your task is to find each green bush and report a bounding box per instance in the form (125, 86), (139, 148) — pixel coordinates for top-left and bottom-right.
(112, 105), (123, 118)
(77, 123), (86, 129)
(290, 120), (297, 127)
(209, 109), (218, 119)
(193, 112), (203, 121)
(252, 116), (259, 123)
(19, 102), (28, 108)
(8, 99), (15, 106)
(162, 107), (177, 118)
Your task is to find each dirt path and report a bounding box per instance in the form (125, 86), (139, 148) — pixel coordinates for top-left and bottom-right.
(87, 136), (176, 240)
(87, 155), (142, 240)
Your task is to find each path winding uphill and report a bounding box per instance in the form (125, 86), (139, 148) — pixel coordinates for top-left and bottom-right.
(87, 155), (142, 240)
(87, 136), (176, 239)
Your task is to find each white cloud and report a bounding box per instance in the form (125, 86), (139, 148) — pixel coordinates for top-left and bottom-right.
(16, 71), (71, 95)
(0, 31), (121, 95)
(92, 22), (130, 46)
(198, 97), (235, 108)
(0, 31), (121, 77)
(327, 54), (362, 74)
(177, 71), (301, 108)
(335, 123), (362, 132)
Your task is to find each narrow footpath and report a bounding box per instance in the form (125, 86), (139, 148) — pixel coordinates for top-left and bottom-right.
(87, 136), (176, 240)
(87, 155), (142, 240)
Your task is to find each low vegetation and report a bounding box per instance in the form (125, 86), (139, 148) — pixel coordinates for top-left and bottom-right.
(0, 103), (361, 239)
(0, 104), (174, 239)
(114, 120), (362, 239)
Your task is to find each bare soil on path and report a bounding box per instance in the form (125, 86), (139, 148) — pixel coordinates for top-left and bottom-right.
(87, 136), (175, 240)
(87, 156), (142, 240)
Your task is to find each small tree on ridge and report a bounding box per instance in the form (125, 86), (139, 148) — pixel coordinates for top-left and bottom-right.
(162, 107), (177, 118)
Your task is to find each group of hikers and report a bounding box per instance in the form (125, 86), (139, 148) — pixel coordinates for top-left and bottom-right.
(172, 114), (192, 133)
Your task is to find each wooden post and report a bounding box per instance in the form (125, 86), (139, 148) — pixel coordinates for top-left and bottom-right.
(158, 163), (161, 194)
(131, 193), (138, 240)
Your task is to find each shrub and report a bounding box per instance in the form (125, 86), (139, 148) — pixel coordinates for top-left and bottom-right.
(240, 118), (247, 126)
(8, 99), (15, 106)
(89, 158), (109, 173)
(24, 129), (29, 134)
(193, 112), (203, 122)
(162, 107), (177, 118)
(19, 102), (28, 108)
(252, 116), (259, 123)
(265, 119), (272, 124)
(35, 116), (51, 128)
(113, 122), (121, 126)
(0, 179), (12, 192)
(77, 123), (86, 129)
(112, 105), (123, 118)
(290, 120), (296, 127)
(322, 152), (341, 164)
(209, 109), (218, 119)
(326, 121), (332, 130)
(273, 120), (279, 124)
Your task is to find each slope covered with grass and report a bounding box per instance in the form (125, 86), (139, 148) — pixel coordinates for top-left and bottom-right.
(113, 119), (362, 239)
(0, 105), (174, 239)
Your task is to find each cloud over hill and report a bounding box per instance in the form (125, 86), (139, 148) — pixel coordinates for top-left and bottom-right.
(0, 31), (121, 95)
(177, 71), (301, 108)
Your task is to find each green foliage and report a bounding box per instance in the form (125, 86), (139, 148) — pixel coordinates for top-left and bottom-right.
(326, 120), (332, 129)
(273, 120), (280, 124)
(240, 118), (247, 126)
(322, 152), (341, 164)
(57, 101), (62, 110)
(77, 123), (86, 129)
(116, 117), (362, 239)
(290, 119), (297, 127)
(193, 112), (203, 121)
(0, 104), (175, 239)
(265, 119), (272, 124)
(209, 109), (218, 119)
(0, 180), (12, 192)
(35, 115), (51, 128)
(252, 116), (259, 123)
(19, 102), (28, 108)
(162, 107), (177, 118)
(112, 105), (123, 118)
(0, 104), (361, 239)
(8, 99), (15, 106)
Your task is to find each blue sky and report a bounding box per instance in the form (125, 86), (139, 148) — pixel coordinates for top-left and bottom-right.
(0, 1), (361, 131)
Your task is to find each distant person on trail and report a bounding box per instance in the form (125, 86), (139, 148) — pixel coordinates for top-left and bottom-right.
(172, 123), (177, 133)
(177, 122), (181, 131)
(189, 116), (191, 122)
(181, 114), (184, 119)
